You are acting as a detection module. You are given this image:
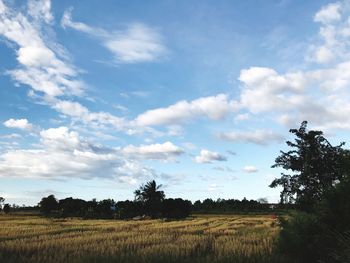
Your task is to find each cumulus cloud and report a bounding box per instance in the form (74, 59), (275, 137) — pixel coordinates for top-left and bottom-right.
(194, 149), (227, 164)
(121, 141), (184, 161)
(232, 1), (350, 134)
(0, 127), (117, 179)
(238, 67), (307, 113)
(314, 2), (341, 24)
(236, 62), (350, 131)
(0, 126), (165, 183)
(61, 9), (166, 63)
(218, 130), (284, 145)
(135, 94), (235, 126)
(242, 166), (258, 173)
(3, 119), (33, 131)
(307, 2), (350, 64)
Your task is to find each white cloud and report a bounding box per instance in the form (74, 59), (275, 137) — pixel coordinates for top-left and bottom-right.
(0, 1), (84, 98)
(308, 2), (350, 64)
(135, 94), (235, 126)
(218, 130), (284, 145)
(53, 100), (89, 118)
(27, 0), (54, 24)
(104, 23), (166, 63)
(3, 118), (33, 131)
(313, 45), (335, 64)
(242, 166), (258, 173)
(238, 67), (307, 113)
(53, 100), (129, 132)
(122, 141), (184, 161)
(236, 61), (350, 131)
(0, 126), (164, 182)
(194, 149), (227, 164)
(0, 127), (117, 179)
(314, 3), (341, 24)
(61, 9), (166, 63)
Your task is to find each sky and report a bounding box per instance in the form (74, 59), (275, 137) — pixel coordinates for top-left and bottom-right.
(1, 0), (350, 206)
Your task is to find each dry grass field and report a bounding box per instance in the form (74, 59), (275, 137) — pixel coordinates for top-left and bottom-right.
(0, 214), (291, 263)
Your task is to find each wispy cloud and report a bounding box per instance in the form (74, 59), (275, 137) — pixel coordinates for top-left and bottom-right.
(218, 130), (284, 145)
(61, 8), (167, 63)
(0, 0), (84, 98)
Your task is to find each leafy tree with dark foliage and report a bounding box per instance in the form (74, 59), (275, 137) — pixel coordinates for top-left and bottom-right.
(270, 121), (347, 212)
(272, 122), (350, 263)
(162, 198), (191, 219)
(116, 200), (144, 219)
(39, 195), (58, 214)
(59, 197), (87, 217)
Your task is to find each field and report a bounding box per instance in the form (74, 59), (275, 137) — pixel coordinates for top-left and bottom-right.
(0, 214), (290, 263)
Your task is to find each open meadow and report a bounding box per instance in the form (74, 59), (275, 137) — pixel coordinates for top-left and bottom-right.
(0, 214), (292, 263)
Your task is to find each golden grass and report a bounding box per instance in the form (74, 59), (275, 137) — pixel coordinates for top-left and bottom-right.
(0, 214), (289, 263)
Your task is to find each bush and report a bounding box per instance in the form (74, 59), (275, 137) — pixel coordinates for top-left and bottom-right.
(277, 179), (350, 262)
(277, 212), (325, 262)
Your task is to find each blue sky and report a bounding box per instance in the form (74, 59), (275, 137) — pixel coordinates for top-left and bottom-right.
(1, 0), (350, 205)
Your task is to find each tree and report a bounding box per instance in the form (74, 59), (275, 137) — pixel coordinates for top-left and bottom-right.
(162, 198), (192, 219)
(134, 180), (165, 202)
(270, 121), (347, 211)
(134, 180), (165, 217)
(39, 195), (58, 214)
(3, 204), (10, 214)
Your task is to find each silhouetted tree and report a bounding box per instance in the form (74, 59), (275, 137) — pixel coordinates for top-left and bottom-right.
(162, 198), (191, 219)
(96, 199), (116, 218)
(3, 204), (10, 214)
(270, 121), (347, 211)
(116, 200), (143, 219)
(134, 180), (165, 217)
(58, 197), (87, 217)
(39, 195), (58, 214)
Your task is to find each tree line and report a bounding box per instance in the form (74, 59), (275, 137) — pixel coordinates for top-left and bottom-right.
(35, 179), (279, 220)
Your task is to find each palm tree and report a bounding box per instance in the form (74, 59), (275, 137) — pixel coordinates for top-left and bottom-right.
(134, 180), (165, 217)
(134, 180), (165, 202)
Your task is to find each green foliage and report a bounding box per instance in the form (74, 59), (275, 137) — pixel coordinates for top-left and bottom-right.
(277, 212), (325, 262)
(270, 121), (347, 212)
(272, 121), (350, 262)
